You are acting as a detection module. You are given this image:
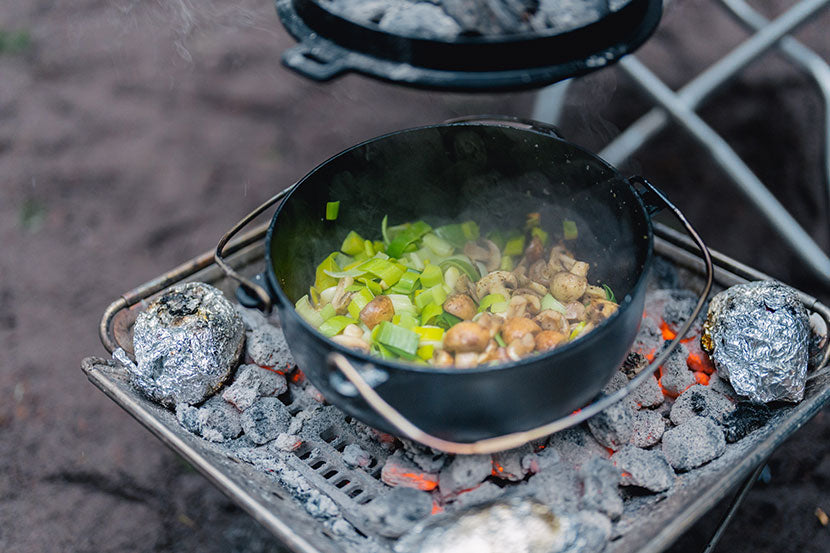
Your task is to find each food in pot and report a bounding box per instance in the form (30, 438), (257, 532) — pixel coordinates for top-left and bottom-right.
(294, 214), (618, 368)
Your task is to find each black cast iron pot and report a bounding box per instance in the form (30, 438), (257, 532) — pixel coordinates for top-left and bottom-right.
(217, 117), (711, 453)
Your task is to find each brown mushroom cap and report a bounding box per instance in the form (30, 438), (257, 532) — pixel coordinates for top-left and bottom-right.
(585, 299), (619, 324)
(443, 322), (491, 353)
(443, 294), (477, 321)
(359, 295), (394, 329)
(535, 330), (568, 351)
(501, 317), (542, 344)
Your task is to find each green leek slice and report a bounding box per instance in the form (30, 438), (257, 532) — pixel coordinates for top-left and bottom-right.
(386, 220), (432, 258)
(340, 230), (364, 256)
(541, 293), (567, 315)
(295, 295), (324, 328)
(422, 233), (454, 257)
(420, 264), (443, 288)
(375, 321), (420, 357)
(325, 201), (340, 220)
(319, 315), (357, 337)
(438, 255), (480, 282)
(563, 220), (578, 240)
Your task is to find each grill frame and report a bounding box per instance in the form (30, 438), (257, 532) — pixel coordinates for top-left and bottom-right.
(84, 222), (830, 553)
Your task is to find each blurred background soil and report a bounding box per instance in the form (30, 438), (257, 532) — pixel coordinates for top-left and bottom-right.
(0, 0), (828, 551)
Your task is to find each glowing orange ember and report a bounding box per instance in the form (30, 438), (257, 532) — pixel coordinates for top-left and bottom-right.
(431, 501), (443, 515)
(491, 460), (505, 477)
(290, 369), (306, 384)
(621, 471), (632, 478)
(694, 371), (710, 385)
(660, 319), (677, 341)
(687, 352), (715, 375)
(381, 465), (438, 491)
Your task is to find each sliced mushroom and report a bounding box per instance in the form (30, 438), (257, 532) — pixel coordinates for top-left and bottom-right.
(550, 271), (587, 303)
(464, 239), (502, 272)
(444, 322), (491, 353)
(527, 259), (554, 286)
(534, 309), (569, 334)
(570, 261), (589, 278)
(454, 352), (480, 369)
(501, 317), (542, 344)
(585, 299), (619, 324)
(433, 350), (454, 367)
(535, 330), (567, 351)
(443, 293), (478, 321)
(342, 324), (364, 338)
(522, 294), (541, 316)
(331, 334), (371, 353)
(475, 270), (518, 300)
(475, 312), (504, 338)
(478, 340), (510, 364)
(331, 276), (355, 314)
(523, 235), (544, 264)
(506, 295), (528, 319)
(584, 285), (607, 300)
(564, 301), (586, 322)
(507, 334), (536, 360)
(359, 295), (394, 329)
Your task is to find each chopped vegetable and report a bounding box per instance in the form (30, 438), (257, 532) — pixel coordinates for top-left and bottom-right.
(340, 230), (364, 255)
(420, 303), (444, 326)
(603, 284), (616, 303)
(319, 315), (357, 337)
(563, 219), (578, 240)
(295, 295), (324, 328)
(420, 264), (443, 288)
(541, 293), (568, 315)
(478, 293), (506, 312)
(569, 321), (587, 340)
(375, 321), (420, 357)
(503, 235), (525, 256)
(325, 201), (340, 220)
(494, 333), (507, 347)
(315, 253), (340, 291)
(422, 233), (454, 257)
(438, 255), (480, 282)
(347, 287), (374, 319)
(386, 220), (432, 258)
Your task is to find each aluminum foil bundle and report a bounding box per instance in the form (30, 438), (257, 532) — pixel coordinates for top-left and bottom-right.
(701, 280), (809, 403)
(129, 282), (245, 407)
(394, 496), (610, 553)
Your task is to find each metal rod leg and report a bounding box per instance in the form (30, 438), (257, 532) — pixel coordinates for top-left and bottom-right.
(701, 460), (768, 553)
(531, 79), (572, 125)
(618, 56), (830, 282)
(600, 0), (830, 166)
(719, 0), (830, 237)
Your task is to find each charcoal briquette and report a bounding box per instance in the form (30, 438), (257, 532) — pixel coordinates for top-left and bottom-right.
(195, 396), (243, 442)
(240, 397), (291, 445)
(611, 446), (675, 493)
(721, 402), (774, 443)
(662, 416), (726, 471)
(630, 409), (665, 448)
(659, 344), (696, 397)
(587, 399), (634, 451)
(491, 443), (533, 481)
(364, 487), (433, 538)
(630, 374), (665, 409)
(549, 426), (610, 467)
(222, 364), (287, 411)
(342, 443), (372, 468)
(578, 457), (623, 521)
(438, 454), (493, 497)
(670, 385), (735, 426)
(246, 325), (292, 369)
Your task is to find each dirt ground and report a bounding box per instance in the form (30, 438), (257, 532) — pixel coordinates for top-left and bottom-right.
(0, 0), (828, 551)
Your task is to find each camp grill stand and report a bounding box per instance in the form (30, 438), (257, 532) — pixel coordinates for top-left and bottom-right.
(534, 0), (830, 285)
(87, 223), (830, 553)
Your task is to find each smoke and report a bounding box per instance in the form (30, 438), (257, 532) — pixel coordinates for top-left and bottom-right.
(108, 0), (276, 63)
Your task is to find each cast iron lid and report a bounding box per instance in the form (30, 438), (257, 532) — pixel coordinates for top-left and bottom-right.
(275, 0), (663, 91)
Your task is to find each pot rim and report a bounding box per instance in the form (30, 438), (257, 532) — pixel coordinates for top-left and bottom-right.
(264, 120), (655, 376)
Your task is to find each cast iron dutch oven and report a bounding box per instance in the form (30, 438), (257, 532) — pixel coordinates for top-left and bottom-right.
(217, 116), (711, 453)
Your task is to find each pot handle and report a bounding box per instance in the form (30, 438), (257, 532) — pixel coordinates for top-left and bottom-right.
(327, 180), (714, 454)
(215, 184), (298, 313)
(443, 115), (564, 140)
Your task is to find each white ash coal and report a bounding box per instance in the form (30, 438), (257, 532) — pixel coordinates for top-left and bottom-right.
(137, 276), (812, 553)
(317, 0), (632, 40)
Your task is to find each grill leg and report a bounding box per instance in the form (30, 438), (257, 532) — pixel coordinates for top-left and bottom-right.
(701, 460), (768, 553)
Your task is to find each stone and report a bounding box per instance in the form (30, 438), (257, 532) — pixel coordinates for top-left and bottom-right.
(240, 397), (291, 445)
(611, 446), (674, 493)
(670, 385), (735, 426)
(662, 416), (726, 471)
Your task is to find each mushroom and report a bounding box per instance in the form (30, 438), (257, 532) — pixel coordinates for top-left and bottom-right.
(478, 340), (510, 364)
(535, 330), (567, 351)
(331, 334), (371, 353)
(523, 235), (544, 264)
(585, 299), (618, 324)
(564, 301), (586, 322)
(570, 261), (589, 278)
(443, 293), (477, 321)
(342, 324), (364, 338)
(507, 334), (536, 360)
(475, 312), (504, 338)
(550, 271), (587, 303)
(331, 276), (354, 314)
(433, 350), (454, 367)
(454, 352), (480, 369)
(534, 310), (569, 334)
(444, 322), (491, 353)
(584, 285), (607, 300)
(506, 295), (528, 319)
(475, 270), (517, 300)
(464, 239), (502, 272)
(501, 317), (542, 344)
(527, 259), (555, 286)
(522, 294), (541, 316)
(359, 295), (394, 329)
